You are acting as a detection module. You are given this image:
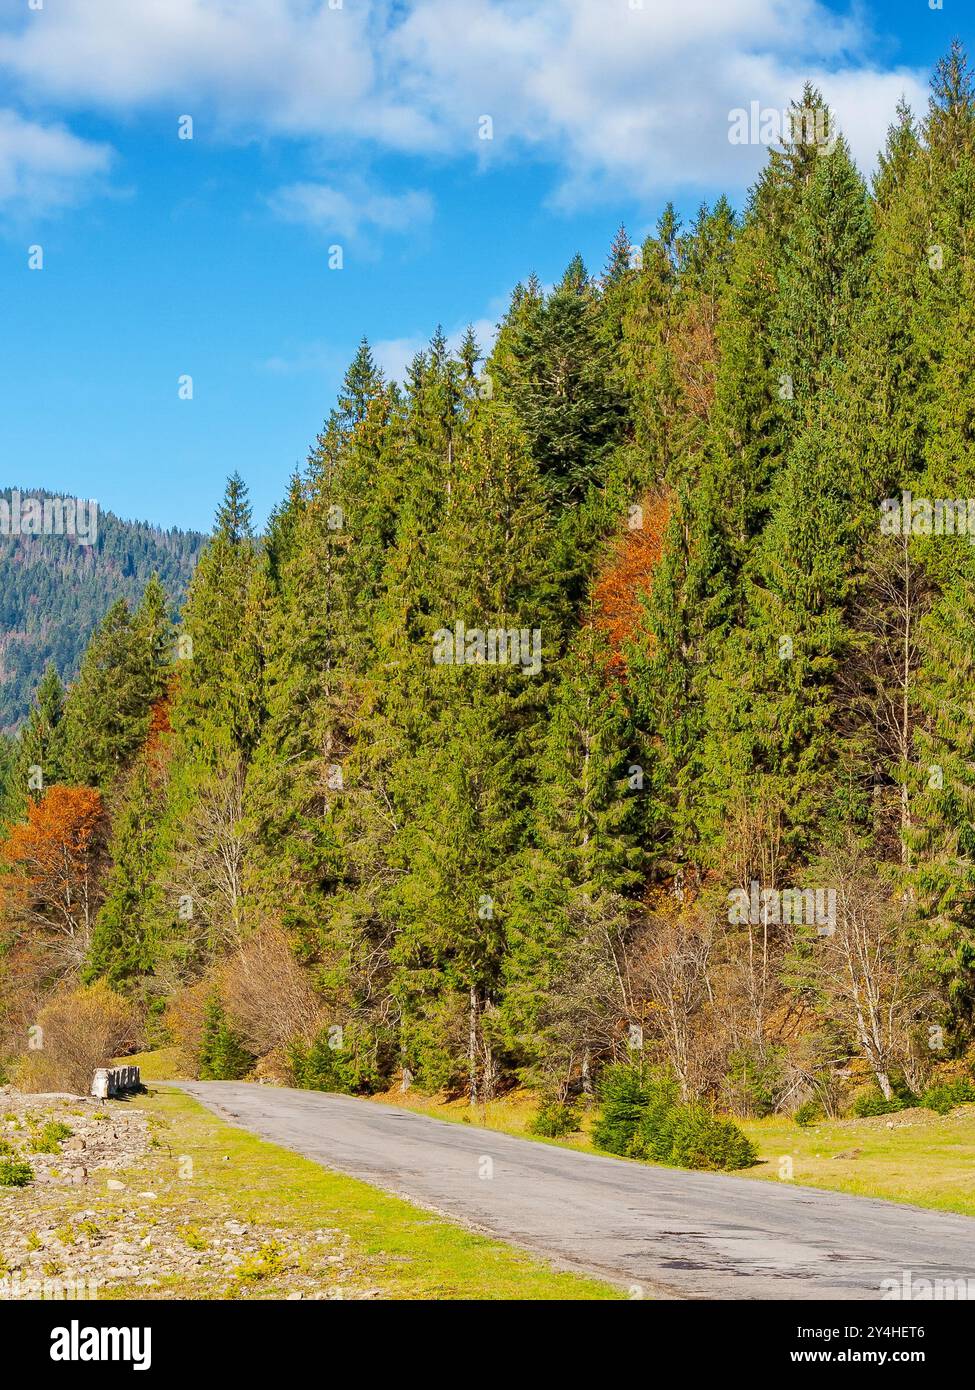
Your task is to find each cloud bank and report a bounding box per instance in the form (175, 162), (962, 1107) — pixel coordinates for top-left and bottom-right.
(0, 1), (930, 215)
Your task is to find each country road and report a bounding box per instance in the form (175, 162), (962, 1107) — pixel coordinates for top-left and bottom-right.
(175, 1081), (975, 1300)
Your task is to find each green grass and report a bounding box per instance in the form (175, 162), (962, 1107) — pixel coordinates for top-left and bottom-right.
(115, 1046), (188, 1080)
(121, 1088), (622, 1300)
(736, 1108), (975, 1216)
(373, 1086), (596, 1151)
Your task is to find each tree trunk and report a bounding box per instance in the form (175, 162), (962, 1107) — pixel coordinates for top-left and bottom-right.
(468, 986), (479, 1107)
(581, 1045), (592, 1096)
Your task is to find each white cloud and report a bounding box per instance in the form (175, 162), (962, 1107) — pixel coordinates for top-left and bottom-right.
(269, 180), (433, 239)
(371, 334), (426, 386)
(810, 67), (930, 175)
(388, 0), (928, 200)
(0, 0), (433, 148)
(0, 0), (933, 211)
(258, 315), (498, 388)
(374, 315), (499, 386)
(0, 108), (111, 213)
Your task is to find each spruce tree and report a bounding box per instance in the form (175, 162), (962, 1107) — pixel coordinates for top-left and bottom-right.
(85, 755), (165, 989)
(503, 624), (643, 1089)
(60, 600), (154, 789)
(171, 474), (261, 763)
(902, 44), (975, 1025)
(497, 255), (624, 505)
(17, 662), (66, 802)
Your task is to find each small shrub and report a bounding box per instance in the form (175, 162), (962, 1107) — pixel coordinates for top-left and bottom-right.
(233, 1240), (286, 1283)
(629, 1074), (683, 1161)
(793, 1101), (822, 1128)
(591, 1066), (653, 1154)
(28, 1121), (72, 1155)
(920, 1078), (975, 1115)
(594, 1066), (756, 1171)
(13, 980), (141, 1094)
(852, 1090), (909, 1118)
(177, 1224), (208, 1251)
(198, 996), (253, 1081)
(0, 1158), (34, 1187)
(288, 1024), (381, 1095)
(667, 1107), (758, 1171)
(528, 1100), (579, 1138)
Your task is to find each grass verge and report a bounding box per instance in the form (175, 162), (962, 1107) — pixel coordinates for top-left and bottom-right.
(111, 1087), (622, 1299)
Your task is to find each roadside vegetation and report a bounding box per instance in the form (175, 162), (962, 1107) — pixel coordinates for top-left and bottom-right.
(0, 1087), (622, 1301)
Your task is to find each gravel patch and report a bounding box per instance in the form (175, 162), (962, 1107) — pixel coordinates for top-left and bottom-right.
(0, 1087), (382, 1300)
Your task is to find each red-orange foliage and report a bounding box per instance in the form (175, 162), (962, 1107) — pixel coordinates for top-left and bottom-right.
(593, 493), (670, 672)
(148, 692), (172, 742)
(144, 683), (176, 770)
(2, 785), (105, 975)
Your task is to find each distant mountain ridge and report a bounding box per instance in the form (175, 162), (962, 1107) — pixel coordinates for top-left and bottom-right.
(0, 489), (204, 730)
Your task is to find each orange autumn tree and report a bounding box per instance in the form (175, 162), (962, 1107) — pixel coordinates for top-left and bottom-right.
(593, 493), (669, 672)
(1, 785), (105, 978)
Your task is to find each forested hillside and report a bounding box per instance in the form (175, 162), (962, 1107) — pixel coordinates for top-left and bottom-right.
(0, 495), (203, 730)
(4, 48), (975, 1122)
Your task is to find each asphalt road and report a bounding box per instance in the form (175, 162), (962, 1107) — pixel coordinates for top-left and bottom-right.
(176, 1081), (975, 1299)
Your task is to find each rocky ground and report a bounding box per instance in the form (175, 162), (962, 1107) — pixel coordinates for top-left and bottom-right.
(0, 1087), (380, 1299)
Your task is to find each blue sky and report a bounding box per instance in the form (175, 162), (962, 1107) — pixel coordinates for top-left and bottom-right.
(0, 0), (969, 533)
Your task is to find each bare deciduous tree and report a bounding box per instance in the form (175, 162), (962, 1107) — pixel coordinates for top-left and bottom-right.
(631, 905), (715, 1099)
(808, 844), (931, 1098)
(219, 923), (325, 1057)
